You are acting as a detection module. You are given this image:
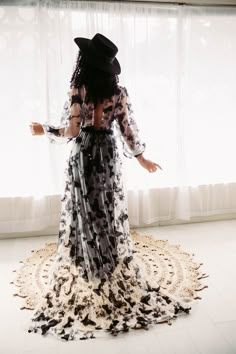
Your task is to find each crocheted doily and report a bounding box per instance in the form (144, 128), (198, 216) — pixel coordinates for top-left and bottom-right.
(11, 231), (208, 311)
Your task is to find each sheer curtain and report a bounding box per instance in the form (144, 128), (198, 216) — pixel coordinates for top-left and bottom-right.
(0, 1), (236, 234)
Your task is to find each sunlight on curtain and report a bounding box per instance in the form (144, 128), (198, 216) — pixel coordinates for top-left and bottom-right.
(0, 1), (236, 232)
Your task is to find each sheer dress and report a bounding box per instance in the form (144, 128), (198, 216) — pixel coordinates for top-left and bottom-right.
(28, 85), (191, 341)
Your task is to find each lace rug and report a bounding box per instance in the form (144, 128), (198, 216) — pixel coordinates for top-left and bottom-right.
(11, 231), (208, 312)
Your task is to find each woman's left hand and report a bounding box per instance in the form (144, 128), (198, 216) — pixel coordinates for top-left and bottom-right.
(136, 154), (162, 173)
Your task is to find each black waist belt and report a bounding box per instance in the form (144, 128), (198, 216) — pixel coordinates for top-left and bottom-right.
(81, 126), (113, 134)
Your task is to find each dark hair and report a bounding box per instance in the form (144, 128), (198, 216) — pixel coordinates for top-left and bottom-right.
(70, 51), (120, 106)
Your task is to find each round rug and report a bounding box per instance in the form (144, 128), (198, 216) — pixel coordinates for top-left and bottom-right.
(11, 231), (208, 311)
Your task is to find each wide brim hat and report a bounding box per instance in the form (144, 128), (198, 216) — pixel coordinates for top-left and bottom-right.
(74, 33), (121, 75)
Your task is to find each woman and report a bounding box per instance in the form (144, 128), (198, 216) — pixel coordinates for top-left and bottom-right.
(29, 33), (190, 341)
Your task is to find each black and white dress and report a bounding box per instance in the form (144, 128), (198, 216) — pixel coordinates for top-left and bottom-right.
(29, 85), (191, 340)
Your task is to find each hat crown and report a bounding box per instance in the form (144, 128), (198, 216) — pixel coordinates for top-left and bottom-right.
(73, 33), (121, 74)
(89, 33), (118, 61)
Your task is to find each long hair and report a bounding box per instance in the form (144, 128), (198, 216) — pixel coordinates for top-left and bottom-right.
(70, 51), (120, 106)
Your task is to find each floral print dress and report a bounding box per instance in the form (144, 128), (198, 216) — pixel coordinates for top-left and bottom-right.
(28, 85), (190, 341)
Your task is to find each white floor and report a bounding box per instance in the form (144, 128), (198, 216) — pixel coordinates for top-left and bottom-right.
(1, 219), (236, 354)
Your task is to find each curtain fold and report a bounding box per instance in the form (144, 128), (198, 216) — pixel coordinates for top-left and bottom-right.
(0, 1), (236, 234)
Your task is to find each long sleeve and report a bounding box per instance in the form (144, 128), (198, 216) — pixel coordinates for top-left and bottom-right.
(114, 86), (146, 158)
(42, 88), (83, 144)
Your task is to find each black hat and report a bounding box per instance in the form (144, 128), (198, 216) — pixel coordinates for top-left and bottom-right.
(74, 33), (121, 75)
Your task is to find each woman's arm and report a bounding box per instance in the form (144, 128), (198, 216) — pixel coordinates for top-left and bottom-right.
(30, 100), (70, 143)
(30, 88), (83, 143)
(115, 87), (146, 158)
(115, 87), (162, 173)
(42, 96), (71, 144)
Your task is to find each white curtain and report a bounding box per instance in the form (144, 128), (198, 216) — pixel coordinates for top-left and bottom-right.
(1, 1), (236, 234)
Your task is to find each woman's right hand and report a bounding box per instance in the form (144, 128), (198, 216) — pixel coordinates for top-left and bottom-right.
(29, 122), (45, 136)
(136, 154), (163, 173)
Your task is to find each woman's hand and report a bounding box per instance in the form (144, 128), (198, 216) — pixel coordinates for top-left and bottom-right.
(29, 122), (44, 136)
(136, 154), (162, 173)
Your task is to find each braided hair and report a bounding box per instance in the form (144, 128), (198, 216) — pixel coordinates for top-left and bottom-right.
(70, 50), (120, 106)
